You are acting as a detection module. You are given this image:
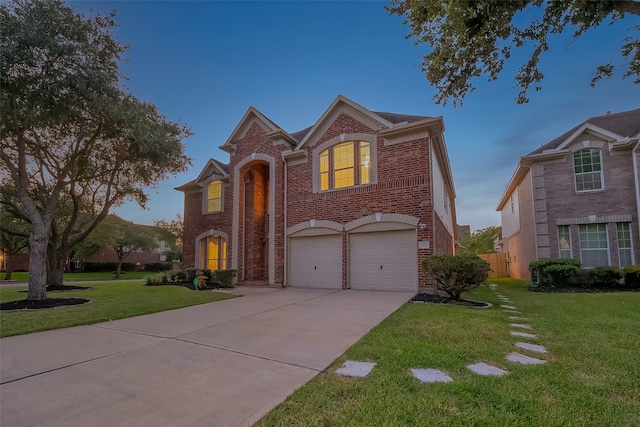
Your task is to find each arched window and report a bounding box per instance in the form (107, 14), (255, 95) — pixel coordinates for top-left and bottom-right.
(199, 235), (227, 270)
(574, 148), (602, 192)
(319, 141), (370, 191)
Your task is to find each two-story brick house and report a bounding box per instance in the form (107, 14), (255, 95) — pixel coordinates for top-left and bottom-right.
(177, 95), (457, 291)
(497, 108), (640, 280)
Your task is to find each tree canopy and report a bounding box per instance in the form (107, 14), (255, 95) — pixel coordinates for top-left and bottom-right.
(459, 226), (501, 255)
(0, 0), (192, 299)
(387, 0), (640, 105)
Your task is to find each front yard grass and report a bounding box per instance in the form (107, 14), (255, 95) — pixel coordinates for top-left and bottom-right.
(4, 271), (152, 282)
(256, 277), (640, 426)
(0, 281), (237, 338)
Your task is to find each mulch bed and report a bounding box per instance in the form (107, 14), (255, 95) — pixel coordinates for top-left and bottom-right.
(0, 298), (92, 311)
(18, 285), (92, 293)
(411, 293), (490, 307)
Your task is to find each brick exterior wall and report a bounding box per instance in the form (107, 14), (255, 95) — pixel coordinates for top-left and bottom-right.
(286, 113), (438, 288)
(180, 99), (456, 289)
(504, 171), (536, 280)
(501, 129), (640, 281)
(538, 136), (639, 267)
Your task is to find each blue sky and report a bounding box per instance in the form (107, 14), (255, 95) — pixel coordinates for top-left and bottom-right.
(72, 1), (640, 232)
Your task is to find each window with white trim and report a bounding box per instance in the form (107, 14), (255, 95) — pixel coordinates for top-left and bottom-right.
(579, 224), (609, 268)
(574, 148), (603, 192)
(319, 141), (370, 191)
(558, 225), (572, 259)
(206, 180), (222, 213)
(199, 235), (227, 270)
(617, 222), (634, 268)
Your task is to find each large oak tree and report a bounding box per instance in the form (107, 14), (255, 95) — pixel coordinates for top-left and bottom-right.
(0, 0), (192, 300)
(387, 0), (640, 105)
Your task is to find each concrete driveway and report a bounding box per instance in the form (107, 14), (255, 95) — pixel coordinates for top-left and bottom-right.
(0, 287), (412, 426)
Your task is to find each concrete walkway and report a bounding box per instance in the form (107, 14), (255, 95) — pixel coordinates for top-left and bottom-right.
(0, 287), (413, 427)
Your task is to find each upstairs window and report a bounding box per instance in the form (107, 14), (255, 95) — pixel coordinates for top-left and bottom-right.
(574, 148), (602, 192)
(319, 141), (370, 191)
(207, 180), (222, 212)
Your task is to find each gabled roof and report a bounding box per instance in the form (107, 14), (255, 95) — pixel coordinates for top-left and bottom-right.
(496, 107), (640, 210)
(294, 95), (396, 150)
(528, 108), (640, 155)
(195, 158), (229, 182)
(219, 106), (288, 153)
(175, 158), (230, 193)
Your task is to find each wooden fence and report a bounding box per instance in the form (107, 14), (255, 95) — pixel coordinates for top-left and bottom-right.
(478, 253), (508, 278)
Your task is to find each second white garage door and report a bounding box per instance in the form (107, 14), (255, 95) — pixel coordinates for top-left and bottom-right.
(349, 229), (418, 291)
(289, 234), (342, 289)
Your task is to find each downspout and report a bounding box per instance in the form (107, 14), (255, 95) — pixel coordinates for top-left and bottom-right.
(283, 155), (288, 287)
(633, 141), (640, 259)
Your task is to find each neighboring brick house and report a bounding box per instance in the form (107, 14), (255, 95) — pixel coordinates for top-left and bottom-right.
(497, 108), (640, 280)
(177, 95), (457, 291)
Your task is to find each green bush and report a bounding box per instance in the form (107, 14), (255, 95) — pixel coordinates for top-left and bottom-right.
(570, 268), (593, 288)
(590, 266), (623, 288)
(543, 264), (579, 287)
(623, 265), (640, 288)
(529, 258), (582, 286)
(421, 254), (490, 300)
(213, 269), (237, 288)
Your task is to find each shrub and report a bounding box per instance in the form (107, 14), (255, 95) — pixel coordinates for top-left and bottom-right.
(590, 266), (623, 288)
(213, 269), (237, 288)
(421, 254), (490, 300)
(529, 258), (582, 286)
(184, 268), (199, 283)
(145, 272), (167, 286)
(569, 268), (593, 288)
(623, 265), (640, 288)
(543, 264), (578, 287)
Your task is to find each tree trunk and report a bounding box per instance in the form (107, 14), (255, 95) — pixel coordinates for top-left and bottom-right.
(4, 256), (12, 280)
(46, 244), (66, 289)
(115, 260), (122, 279)
(28, 227), (48, 300)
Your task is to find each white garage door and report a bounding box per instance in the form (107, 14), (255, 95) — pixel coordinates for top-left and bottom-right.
(289, 234), (342, 289)
(350, 229), (417, 291)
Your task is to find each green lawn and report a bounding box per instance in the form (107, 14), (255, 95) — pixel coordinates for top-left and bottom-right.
(4, 271), (153, 282)
(256, 278), (640, 426)
(0, 281), (237, 338)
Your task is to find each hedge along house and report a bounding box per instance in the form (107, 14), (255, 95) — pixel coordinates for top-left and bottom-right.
(497, 108), (640, 280)
(177, 95), (457, 291)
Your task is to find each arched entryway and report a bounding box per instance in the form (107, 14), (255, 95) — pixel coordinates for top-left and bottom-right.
(241, 161), (269, 283)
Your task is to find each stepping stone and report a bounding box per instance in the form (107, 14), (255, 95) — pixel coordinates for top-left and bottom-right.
(510, 323), (532, 329)
(516, 342), (547, 353)
(489, 284), (498, 290)
(411, 368), (453, 383)
(501, 305), (517, 309)
(467, 362), (508, 376)
(509, 316), (527, 320)
(336, 361), (376, 377)
(511, 331), (537, 339)
(506, 352), (546, 365)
